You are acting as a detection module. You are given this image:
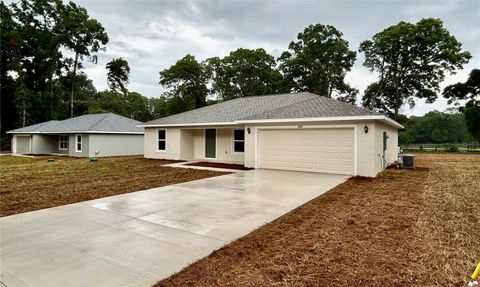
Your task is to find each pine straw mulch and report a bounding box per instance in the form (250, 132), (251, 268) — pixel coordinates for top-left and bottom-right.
(156, 153), (480, 287)
(0, 156), (226, 217)
(186, 162), (254, 171)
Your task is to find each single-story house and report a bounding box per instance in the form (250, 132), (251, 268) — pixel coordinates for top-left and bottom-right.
(7, 113), (144, 157)
(140, 92), (403, 177)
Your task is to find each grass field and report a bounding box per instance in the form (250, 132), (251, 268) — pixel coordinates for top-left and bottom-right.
(156, 153), (480, 287)
(0, 155), (226, 217)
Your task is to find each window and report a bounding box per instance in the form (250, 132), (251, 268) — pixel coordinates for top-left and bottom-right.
(157, 129), (166, 151)
(59, 135), (69, 150)
(233, 129), (245, 153)
(75, 134), (82, 152)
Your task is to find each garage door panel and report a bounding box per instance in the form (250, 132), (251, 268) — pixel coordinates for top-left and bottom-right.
(258, 128), (354, 175)
(15, 136), (31, 154)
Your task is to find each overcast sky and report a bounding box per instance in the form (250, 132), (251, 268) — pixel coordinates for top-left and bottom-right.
(75, 0), (479, 116)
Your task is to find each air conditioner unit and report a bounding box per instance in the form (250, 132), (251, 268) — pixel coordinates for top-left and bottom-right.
(400, 154), (415, 169)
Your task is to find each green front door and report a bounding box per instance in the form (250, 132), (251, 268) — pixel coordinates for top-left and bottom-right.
(205, 129), (216, 158)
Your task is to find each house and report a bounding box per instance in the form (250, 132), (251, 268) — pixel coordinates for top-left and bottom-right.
(140, 92), (403, 177)
(7, 113), (144, 157)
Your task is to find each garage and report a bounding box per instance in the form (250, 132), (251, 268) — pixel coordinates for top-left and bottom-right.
(257, 127), (355, 175)
(14, 135), (31, 154)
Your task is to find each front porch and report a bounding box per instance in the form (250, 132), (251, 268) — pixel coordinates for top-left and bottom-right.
(146, 127), (246, 165)
(30, 134), (70, 155)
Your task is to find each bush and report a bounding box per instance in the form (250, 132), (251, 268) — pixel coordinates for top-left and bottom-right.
(444, 144), (459, 152)
(0, 136), (11, 151)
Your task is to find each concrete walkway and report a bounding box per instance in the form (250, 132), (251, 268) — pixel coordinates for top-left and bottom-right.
(0, 169), (348, 287)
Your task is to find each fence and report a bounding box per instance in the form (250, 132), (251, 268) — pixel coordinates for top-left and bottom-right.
(402, 143), (480, 152)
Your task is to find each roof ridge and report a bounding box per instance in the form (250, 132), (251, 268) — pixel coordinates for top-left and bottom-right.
(238, 91), (311, 99)
(238, 94), (320, 120)
(319, 96), (381, 115)
(87, 113), (112, 131)
(141, 92), (314, 125)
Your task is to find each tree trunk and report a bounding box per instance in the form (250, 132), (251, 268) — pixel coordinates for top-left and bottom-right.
(70, 53), (79, 118)
(22, 104), (26, 127)
(50, 74), (54, 119)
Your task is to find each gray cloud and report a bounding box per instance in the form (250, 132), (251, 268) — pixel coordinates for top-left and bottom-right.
(76, 0), (479, 115)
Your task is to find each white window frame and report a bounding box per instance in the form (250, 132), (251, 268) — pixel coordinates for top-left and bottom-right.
(157, 129), (167, 152)
(75, 134), (82, 153)
(58, 135), (69, 150)
(232, 129), (245, 154)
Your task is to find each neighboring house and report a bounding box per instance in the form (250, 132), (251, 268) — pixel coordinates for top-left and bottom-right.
(140, 92), (404, 177)
(7, 113), (144, 157)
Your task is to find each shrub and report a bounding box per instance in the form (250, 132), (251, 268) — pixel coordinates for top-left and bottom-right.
(0, 137), (11, 151)
(444, 144), (459, 152)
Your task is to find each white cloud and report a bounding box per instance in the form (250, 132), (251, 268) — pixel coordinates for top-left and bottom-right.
(72, 0), (479, 117)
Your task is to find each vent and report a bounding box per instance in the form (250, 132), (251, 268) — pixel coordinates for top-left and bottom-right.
(400, 154), (415, 169)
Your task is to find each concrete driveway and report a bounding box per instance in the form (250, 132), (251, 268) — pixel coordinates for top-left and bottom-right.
(0, 169), (348, 287)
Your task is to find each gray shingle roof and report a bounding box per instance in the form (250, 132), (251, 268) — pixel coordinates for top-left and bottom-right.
(7, 113), (143, 134)
(142, 92), (382, 126)
(241, 94), (380, 120)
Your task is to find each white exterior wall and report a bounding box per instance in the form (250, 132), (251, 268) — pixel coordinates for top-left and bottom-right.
(88, 134), (144, 157)
(192, 128), (244, 163)
(144, 127), (243, 164)
(143, 120), (399, 177)
(144, 127), (181, 160)
(374, 122), (399, 173)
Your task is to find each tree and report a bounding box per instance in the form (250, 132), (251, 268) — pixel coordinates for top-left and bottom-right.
(360, 18), (471, 119)
(62, 2), (108, 118)
(127, 92), (152, 122)
(443, 69), (480, 106)
(398, 111), (473, 145)
(159, 54), (210, 111)
(362, 82), (397, 117)
(278, 24), (357, 101)
(208, 48), (285, 101)
(106, 58), (130, 99)
(89, 90), (127, 116)
(57, 72), (97, 118)
(443, 69), (480, 142)
(1, 0), (108, 133)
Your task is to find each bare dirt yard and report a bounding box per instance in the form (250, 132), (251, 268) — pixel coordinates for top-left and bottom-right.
(156, 153), (480, 287)
(0, 155), (226, 217)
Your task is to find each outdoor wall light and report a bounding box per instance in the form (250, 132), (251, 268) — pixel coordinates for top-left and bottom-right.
(364, 125), (369, 134)
(247, 128), (251, 134)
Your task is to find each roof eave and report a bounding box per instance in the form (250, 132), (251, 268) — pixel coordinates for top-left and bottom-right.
(235, 115), (404, 129)
(7, 131), (144, 135)
(138, 122), (238, 128)
(138, 116), (404, 129)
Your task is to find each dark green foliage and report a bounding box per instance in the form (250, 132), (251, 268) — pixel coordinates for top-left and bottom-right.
(106, 58), (130, 97)
(208, 48), (285, 101)
(443, 69), (480, 142)
(278, 24), (357, 101)
(1, 0), (107, 133)
(360, 18), (471, 119)
(399, 111), (474, 145)
(0, 137), (12, 151)
(159, 54), (210, 110)
(443, 69), (479, 105)
(444, 144), (459, 152)
(362, 82), (397, 117)
(463, 103), (480, 142)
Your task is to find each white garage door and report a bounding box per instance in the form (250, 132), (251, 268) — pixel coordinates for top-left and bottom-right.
(15, 136), (31, 154)
(258, 128), (355, 175)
